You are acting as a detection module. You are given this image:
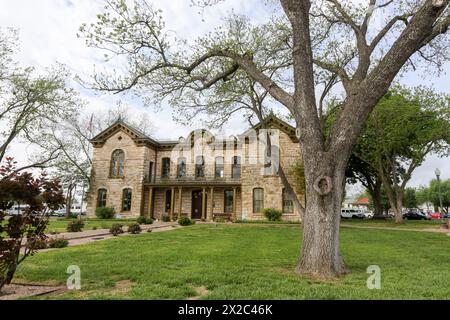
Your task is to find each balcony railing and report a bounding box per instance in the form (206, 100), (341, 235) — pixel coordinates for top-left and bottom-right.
(144, 174), (241, 186)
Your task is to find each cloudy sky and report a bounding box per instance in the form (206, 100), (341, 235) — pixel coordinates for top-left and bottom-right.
(0, 0), (449, 190)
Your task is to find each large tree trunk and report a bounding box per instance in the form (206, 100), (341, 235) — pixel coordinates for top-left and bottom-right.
(393, 199), (404, 224)
(296, 156), (348, 278)
(386, 190), (404, 224)
(372, 180), (383, 217)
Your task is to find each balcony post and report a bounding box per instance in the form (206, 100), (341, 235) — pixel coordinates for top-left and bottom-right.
(178, 187), (183, 218)
(148, 187), (153, 218)
(201, 187), (206, 220)
(209, 187), (214, 221)
(170, 187), (175, 221)
(233, 187), (237, 221)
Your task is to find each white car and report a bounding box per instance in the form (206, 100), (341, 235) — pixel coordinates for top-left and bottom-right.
(341, 208), (365, 219)
(361, 210), (374, 219)
(6, 205), (29, 216)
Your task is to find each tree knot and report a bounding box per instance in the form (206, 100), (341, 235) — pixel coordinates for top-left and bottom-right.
(313, 175), (333, 196)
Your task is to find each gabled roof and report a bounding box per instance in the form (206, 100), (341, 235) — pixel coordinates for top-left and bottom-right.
(90, 120), (160, 148)
(90, 115), (298, 148)
(241, 114), (298, 142)
(355, 197), (370, 205)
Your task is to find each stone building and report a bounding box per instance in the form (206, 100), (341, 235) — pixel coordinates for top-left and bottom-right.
(86, 115), (305, 221)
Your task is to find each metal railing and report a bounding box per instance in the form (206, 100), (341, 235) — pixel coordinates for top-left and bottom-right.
(144, 174), (241, 185)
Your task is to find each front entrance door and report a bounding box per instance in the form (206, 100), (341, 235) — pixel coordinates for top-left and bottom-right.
(192, 190), (206, 219)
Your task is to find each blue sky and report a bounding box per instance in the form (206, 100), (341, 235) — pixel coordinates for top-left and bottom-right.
(0, 0), (449, 191)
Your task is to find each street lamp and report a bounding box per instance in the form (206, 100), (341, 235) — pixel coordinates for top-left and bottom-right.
(435, 168), (444, 221)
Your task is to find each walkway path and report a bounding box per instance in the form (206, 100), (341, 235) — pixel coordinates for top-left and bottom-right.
(40, 221), (180, 250)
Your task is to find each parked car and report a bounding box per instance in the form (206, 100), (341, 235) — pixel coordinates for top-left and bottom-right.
(341, 209), (365, 219)
(362, 210), (374, 219)
(6, 205), (29, 216)
(403, 211), (430, 220)
(444, 213), (450, 219)
(429, 212), (442, 219)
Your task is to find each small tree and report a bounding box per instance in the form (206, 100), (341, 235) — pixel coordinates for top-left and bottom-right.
(429, 179), (450, 213)
(0, 157), (65, 292)
(353, 87), (450, 223)
(0, 29), (80, 171)
(403, 188), (418, 209)
(346, 155), (384, 217)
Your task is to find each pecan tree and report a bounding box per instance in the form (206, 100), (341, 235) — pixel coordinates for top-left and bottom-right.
(79, 0), (450, 277)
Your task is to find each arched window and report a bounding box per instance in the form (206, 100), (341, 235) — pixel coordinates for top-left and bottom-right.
(122, 188), (132, 211)
(177, 157), (187, 178)
(253, 188), (264, 213)
(161, 157), (171, 178)
(110, 149), (125, 178)
(282, 188), (294, 213)
(97, 189), (107, 208)
(232, 156), (241, 178)
(195, 156), (205, 178)
(215, 157), (224, 178)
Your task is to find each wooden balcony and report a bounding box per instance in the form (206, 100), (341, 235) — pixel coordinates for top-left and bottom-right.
(143, 174), (241, 187)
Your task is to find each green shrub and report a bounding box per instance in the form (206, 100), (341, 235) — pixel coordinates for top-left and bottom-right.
(178, 217), (195, 226)
(30, 238), (48, 250)
(67, 220), (85, 232)
(109, 223), (124, 236)
(162, 215), (171, 222)
(263, 208), (283, 222)
(48, 237), (69, 248)
(136, 216), (146, 224)
(137, 216), (154, 225)
(127, 223), (141, 234)
(95, 207), (115, 219)
(92, 226), (98, 230)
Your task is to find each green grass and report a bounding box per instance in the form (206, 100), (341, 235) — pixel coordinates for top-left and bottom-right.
(236, 219), (301, 224)
(13, 224), (450, 299)
(238, 218), (445, 230)
(46, 218), (137, 233)
(340, 218), (444, 229)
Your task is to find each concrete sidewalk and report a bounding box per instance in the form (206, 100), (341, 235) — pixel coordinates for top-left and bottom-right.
(21, 221), (181, 252)
(48, 221), (179, 241)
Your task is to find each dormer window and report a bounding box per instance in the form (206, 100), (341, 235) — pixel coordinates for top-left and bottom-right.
(110, 149), (125, 178)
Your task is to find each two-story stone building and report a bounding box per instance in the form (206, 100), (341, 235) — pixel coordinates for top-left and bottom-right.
(86, 115), (305, 221)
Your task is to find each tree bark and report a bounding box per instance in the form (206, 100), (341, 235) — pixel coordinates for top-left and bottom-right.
(296, 152), (348, 277)
(371, 179), (383, 217)
(373, 191), (383, 217)
(385, 187), (404, 224)
(393, 198), (404, 224)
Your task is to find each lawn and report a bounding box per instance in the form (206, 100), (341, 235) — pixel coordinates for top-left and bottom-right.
(340, 218), (445, 230)
(46, 218), (137, 233)
(14, 224), (450, 299)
